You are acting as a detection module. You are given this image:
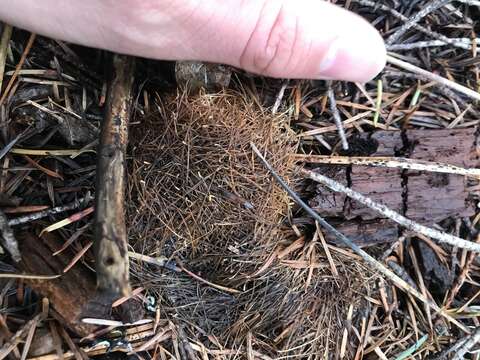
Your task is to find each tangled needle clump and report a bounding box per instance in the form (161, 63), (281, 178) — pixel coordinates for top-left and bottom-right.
(126, 89), (373, 357)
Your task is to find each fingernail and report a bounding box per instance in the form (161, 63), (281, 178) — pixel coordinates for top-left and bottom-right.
(317, 36), (342, 75)
(317, 31), (386, 82)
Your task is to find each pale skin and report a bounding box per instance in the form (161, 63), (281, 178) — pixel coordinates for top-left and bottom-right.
(0, 0), (386, 82)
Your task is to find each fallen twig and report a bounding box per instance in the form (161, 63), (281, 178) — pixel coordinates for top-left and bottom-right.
(432, 326), (480, 360)
(353, 0), (471, 50)
(8, 196), (91, 226)
(327, 82), (349, 150)
(452, 328), (480, 359)
(93, 54), (135, 306)
(388, 38), (479, 51)
(293, 155), (480, 178)
(272, 80), (288, 114)
(386, 54), (480, 102)
(386, 0), (451, 45)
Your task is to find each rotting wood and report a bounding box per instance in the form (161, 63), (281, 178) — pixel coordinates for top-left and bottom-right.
(303, 168), (480, 253)
(16, 231), (96, 337)
(327, 219), (399, 247)
(88, 54), (135, 318)
(308, 129), (477, 246)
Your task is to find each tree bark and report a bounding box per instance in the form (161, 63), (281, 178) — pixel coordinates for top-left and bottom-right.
(17, 231), (96, 337)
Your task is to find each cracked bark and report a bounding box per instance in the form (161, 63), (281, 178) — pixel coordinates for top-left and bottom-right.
(310, 128), (477, 246)
(17, 231), (96, 337)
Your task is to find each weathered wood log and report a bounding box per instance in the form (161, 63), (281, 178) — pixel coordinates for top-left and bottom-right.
(17, 231), (96, 337)
(405, 128), (476, 223)
(309, 166), (347, 216)
(310, 128), (477, 246)
(347, 166), (403, 220)
(90, 54), (135, 313)
(327, 219), (399, 247)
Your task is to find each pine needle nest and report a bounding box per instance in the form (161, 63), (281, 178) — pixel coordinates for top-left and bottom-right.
(126, 89), (375, 357)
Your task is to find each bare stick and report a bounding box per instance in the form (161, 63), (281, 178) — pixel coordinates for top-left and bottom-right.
(8, 197), (90, 226)
(387, 54), (480, 102)
(0, 210), (20, 262)
(250, 143), (468, 332)
(433, 326), (480, 360)
(386, 0), (451, 45)
(94, 54), (135, 302)
(0, 23), (13, 92)
(452, 327), (480, 360)
(293, 155), (480, 178)
(353, 0), (471, 50)
(388, 38), (478, 51)
(272, 81), (288, 114)
(327, 82), (349, 150)
(457, 0), (480, 5)
(301, 168), (480, 253)
(0, 314), (42, 359)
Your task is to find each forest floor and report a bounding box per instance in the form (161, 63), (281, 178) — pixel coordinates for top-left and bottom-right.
(0, 1), (480, 359)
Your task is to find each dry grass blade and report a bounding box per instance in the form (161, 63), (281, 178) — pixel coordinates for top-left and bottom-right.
(3, 205), (50, 214)
(39, 206), (94, 236)
(176, 261), (242, 295)
(62, 241), (93, 273)
(0, 273), (60, 279)
(20, 318), (37, 360)
(9, 148), (95, 156)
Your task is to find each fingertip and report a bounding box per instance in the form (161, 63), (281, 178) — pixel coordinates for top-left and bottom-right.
(315, 10), (386, 82)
